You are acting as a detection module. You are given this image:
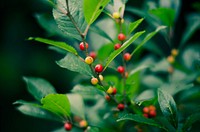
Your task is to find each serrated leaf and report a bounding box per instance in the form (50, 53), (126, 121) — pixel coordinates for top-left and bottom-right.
(14, 101), (62, 122)
(83, 0), (110, 25)
(56, 53), (93, 76)
(158, 89), (178, 128)
(104, 30), (145, 71)
(41, 94), (70, 117)
(53, 0), (87, 41)
(117, 114), (167, 131)
(131, 26), (166, 56)
(182, 112), (200, 131)
(28, 37), (78, 55)
(23, 77), (56, 101)
(128, 18), (144, 35)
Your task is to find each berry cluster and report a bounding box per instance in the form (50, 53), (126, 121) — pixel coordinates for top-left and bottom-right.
(143, 105), (156, 118)
(167, 49), (178, 74)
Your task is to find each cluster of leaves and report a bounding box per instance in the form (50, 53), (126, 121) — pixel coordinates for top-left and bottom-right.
(14, 0), (200, 131)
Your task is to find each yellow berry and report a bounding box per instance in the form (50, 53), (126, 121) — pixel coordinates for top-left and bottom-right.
(79, 120), (88, 128)
(171, 49), (179, 57)
(85, 56), (93, 64)
(112, 12), (120, 19)
(121, 18), (124, 23)
(106, 86), (114, 94)
(99, 74), (103, 81)
(91, 77), (98, 85)
(167, 55), (175, 64)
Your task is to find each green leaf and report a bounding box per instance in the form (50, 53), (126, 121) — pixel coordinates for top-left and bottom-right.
(23, 77), (56, 101)
(28, 37), (78, 55)
(14, 100), (62, 122)
(53, 0), (87, 41)
(85, 126), (100, 132)
(67, 94), (85, 119)
(72, 85), (103, 95)
(117, 114), (167, 131)
(83, 0), (110, 25)
(149, 8), (175, 26)
(97, 43), (114, 61)
(131, 26), (166, 56)
(128, 18), (144, 35)
(158, 89), (178, 128)
(41, 94), (70, 117)
(182, 112), (200, 131)
(104, 30), (145, 71)
(56, 53), (93, 76)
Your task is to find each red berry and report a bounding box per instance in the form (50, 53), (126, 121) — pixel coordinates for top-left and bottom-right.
(148, 105), (156, 111)
(89, 51), (96, 59)
(112, 87), (117, 95)
(114, 43), (121, 50)
(117, 66), (124, 73)
(143, 113), (149, 118)
(79, 42), (88, 51)
(149, 110), (156, 118)
(105, 95), (110, 101)
(118, 33), (126, 41)
(143, 107), (149, 114)
(124, 53), (131, 61)
(117, 103), (125, 111)
(95, 64), (103, 73)
(64, 122), (72, 131)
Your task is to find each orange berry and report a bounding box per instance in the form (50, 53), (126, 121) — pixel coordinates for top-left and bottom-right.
(91, 77), (98, 85)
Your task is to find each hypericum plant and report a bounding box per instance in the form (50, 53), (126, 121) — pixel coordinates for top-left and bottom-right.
(14, 0), (200, 132)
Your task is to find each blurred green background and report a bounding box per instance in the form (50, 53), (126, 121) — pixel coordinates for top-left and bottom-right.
(0, 0), (199, 131)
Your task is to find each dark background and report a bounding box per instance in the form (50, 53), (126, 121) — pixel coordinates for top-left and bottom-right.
(0, 0), (198, 131)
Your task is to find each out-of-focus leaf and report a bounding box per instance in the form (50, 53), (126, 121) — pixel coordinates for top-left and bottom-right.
(104, 30), (145, 71)
(83, 0), (110, 25)
(28, 37), (78, 55)
(142, 75), (163, 88)
(85, 126), (100, 132)
(23, 77), (56, 102)
(135, 90), (155, 102)
(97, 43), (114, 61)
(53, 0), (87, 41)
(182, 112), (200, 131)
(117, 114), (167, 131)
(158, 89), (178, 128)
(72, 85), (103, 95)
(41, 94), (70, 117)
(128, 18), (144, 35)
(56, 53), (93, 76)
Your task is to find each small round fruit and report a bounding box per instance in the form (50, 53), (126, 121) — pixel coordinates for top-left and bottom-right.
(89, 51), (96, 59)
(114, 43), (121, 50)
(171, 49), (178, 57)
(64, 122), (72, 131)
(99, 74), (104, 81)
(112, 12), (120, 19)
(79, 120), (88, 128)
(112, 87), (117, 95)
(118, 33), (126, 41)
(124, 53), (131, 61)
(107, 87), (114, 94)
(149, 110), (156, 118)
(117, 103), (125, 111)
(167, 66), (174, 74)
(85, 56), (93, 64)
(95, 64), (103, 73)
(148, 105), (156, 111)
(91, 77), (98, 85)
(79, 42), (88, 51)
(167, 55), (175, 64)
(117, 66), (125, 73)
(105, 95), (110, 101)
(143, 107), (149, 114)
(143, 113), (149, 118)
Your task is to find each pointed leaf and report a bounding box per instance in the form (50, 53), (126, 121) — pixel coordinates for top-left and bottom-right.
(53, 0), (87, 41)
(56, 53), (93, 76)
(117, 114), (167, 131)
(128, 18), (144, 35)
(14, 101), (62, 122)
(158, 89), (178, 128)
(72, 85), (103, 95)
(182, 112), (200, 131)
(104, 30), (145, 71)
(41, 94), (70, 117)
(28, 37), (78, 55)
(83, 0), (110, 25)
(23, 77), (56, 101)
(131, 26), (166, 56)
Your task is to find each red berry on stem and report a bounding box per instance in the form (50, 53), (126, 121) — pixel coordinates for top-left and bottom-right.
(117, 103), (125, 111)
(105, 95), (110, 101)
(118, 33), (126, 41)
(149, 110), (156, 118)
(95, 64), (103, 73)
(64, 122), (72, 131)
(124, 53), (131, 61)
(143, 113), (149, 118)
(143, 107), (149, 114)
(79, 42), (88, 51)
(89, 51), (96, 59)
(114, 43), (121, 50)
(148, 105), (156, 111)
(112, 87), (117, 95)
(117, 66), (125, 73)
